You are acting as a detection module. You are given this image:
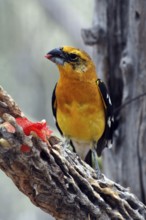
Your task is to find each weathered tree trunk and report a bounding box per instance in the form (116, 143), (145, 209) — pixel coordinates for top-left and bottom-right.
(82, 0), (146, 203)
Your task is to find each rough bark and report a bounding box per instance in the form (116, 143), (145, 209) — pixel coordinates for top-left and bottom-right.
(82, 0), (146, 204)
(0, 87), (146, 220)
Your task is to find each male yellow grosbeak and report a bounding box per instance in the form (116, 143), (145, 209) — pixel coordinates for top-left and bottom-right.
(45, 46), (114, 170)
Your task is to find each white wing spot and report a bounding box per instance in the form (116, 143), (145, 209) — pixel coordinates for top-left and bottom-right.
(107, 94), (112, 105)
(107, 140), (112, 148)
(107, 117), (111, 127)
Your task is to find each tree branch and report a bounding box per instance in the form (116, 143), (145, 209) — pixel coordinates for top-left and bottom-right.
(0, 86), (145, 220)
(81, 25), (106, 46)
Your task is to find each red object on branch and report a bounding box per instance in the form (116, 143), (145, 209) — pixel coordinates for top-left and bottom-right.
(20, 145), (31, 153)
(16, 117), (52, 142)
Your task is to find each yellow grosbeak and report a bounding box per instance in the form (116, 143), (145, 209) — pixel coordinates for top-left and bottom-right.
(45, 46), (114, 169)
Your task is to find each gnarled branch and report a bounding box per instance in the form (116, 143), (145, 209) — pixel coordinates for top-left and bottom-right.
(0, 86), (145, 220)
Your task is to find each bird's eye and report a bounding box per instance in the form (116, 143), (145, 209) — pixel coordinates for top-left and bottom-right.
(69, 53), (78, 61)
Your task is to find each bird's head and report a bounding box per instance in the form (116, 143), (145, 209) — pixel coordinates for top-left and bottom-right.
(45, 46), (97, 80)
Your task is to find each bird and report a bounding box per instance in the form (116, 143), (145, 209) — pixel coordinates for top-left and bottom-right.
(45, 46), (114, 170)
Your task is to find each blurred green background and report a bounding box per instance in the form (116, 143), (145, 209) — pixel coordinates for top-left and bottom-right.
(0, 0), (93, 219)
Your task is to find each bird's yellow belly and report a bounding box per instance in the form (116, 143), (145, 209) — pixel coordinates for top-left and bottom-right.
(57, 102), (105, 142)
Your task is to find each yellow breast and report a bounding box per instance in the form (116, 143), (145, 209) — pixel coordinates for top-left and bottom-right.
(56, 78), (105, 142)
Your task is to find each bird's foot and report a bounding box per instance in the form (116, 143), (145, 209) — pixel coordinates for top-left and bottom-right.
(62, 138), (73, 151)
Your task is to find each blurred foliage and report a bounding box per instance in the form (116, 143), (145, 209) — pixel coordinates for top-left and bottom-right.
(0, 0), (93, 219)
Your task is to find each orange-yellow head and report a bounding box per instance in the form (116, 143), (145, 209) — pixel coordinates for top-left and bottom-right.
(45, 46), (97, 81)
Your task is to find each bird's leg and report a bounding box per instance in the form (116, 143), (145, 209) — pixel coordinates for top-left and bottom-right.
(92, 143), (102, 178)
(62, 138), (74, 152)
(62, 138), (69, 149)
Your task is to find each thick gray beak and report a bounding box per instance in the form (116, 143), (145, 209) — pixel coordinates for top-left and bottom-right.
(45, 48), (65, 65)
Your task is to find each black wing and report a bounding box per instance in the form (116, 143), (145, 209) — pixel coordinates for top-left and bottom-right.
(96, 79), (114, 156)
(52, 84), (63, 135)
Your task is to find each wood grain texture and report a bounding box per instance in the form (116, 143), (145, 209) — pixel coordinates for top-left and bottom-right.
(82, 0), (146, 204)
(0, 88), (146, 220)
